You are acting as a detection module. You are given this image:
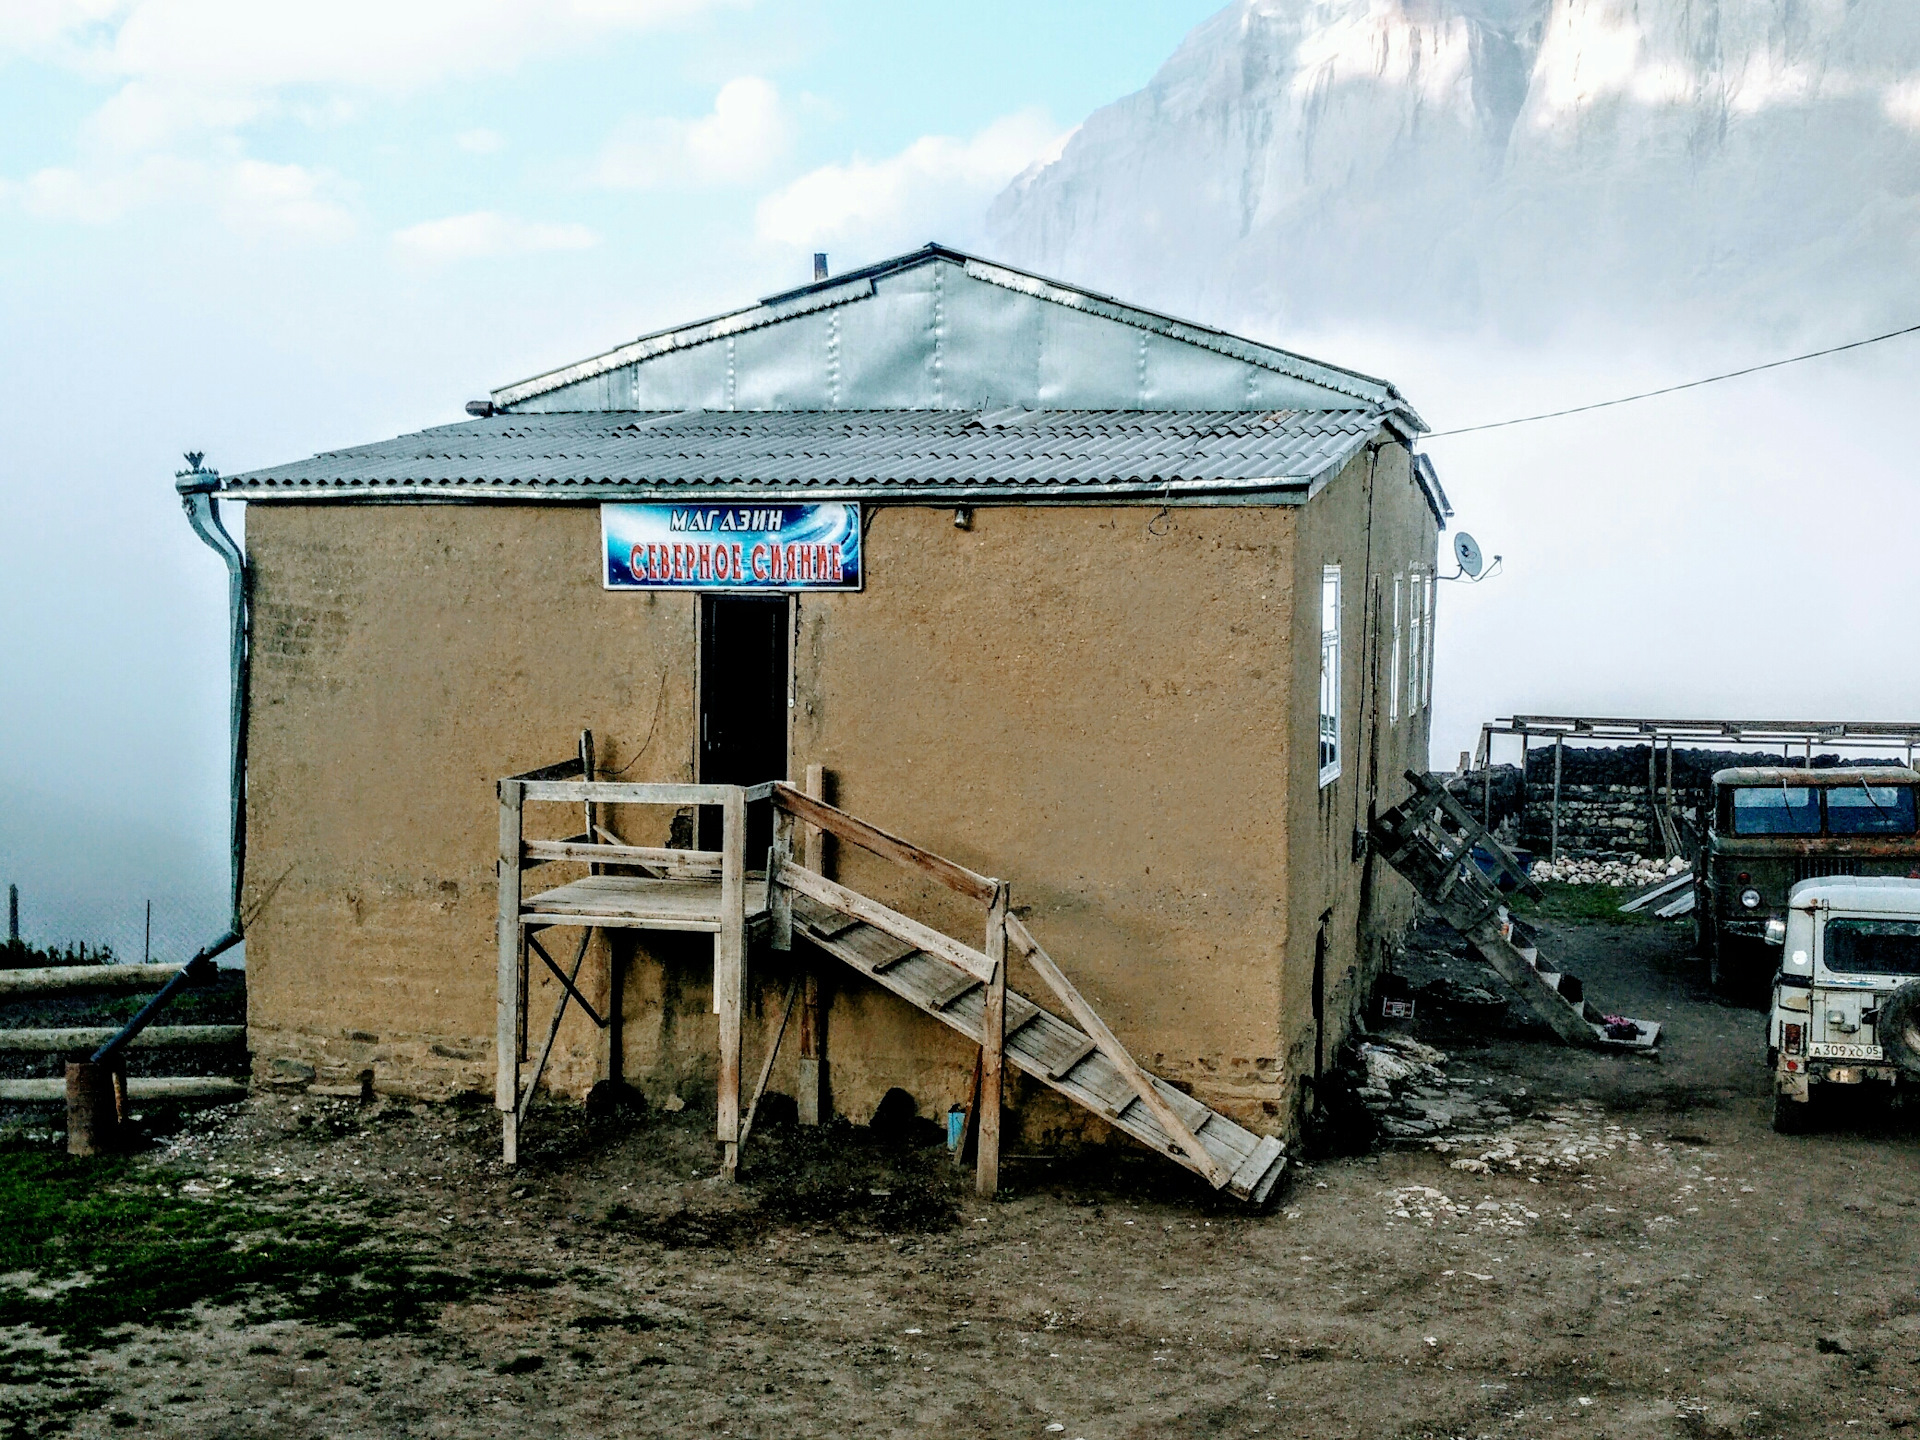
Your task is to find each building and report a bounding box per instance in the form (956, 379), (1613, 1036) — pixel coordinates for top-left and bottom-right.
(189, 244), (1449, 1151)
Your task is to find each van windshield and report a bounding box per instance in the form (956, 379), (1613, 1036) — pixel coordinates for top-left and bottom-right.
(1824, 919), (1920, 976)
(1826, 785), (1918, 836)
(1731, 786), (1820, 835)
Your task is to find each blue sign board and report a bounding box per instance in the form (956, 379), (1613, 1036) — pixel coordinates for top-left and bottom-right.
(602, 503), (862, 591)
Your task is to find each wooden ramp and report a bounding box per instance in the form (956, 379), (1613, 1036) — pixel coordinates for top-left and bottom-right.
(1371, 772), (1660, 1052)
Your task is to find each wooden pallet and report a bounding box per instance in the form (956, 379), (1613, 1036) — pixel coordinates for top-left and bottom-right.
(788, 890), (1287, 1203)
(1372, 772), (1660, 1052)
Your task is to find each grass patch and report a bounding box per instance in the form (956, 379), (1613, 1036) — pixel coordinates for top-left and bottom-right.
(0, 1147), (551, 1357)
(1511, 881), (1658, 926)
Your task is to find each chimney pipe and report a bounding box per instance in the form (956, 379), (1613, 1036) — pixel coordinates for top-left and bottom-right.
(813, 252), (828, 282)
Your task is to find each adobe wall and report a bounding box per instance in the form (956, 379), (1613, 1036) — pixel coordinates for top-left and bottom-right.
(1281, 444), (1437, 1127)
(241, 476), (1432, 1143)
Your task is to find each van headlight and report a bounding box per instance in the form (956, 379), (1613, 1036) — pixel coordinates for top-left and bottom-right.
(1764, 918), (1786, 946)
(1741, 888), (1762, 910)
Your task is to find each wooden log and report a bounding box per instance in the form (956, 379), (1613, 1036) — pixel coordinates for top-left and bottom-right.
(0, 1026), (245, 1052)
(0, 964), (186, 999)
(497, 778), (524, 1165)
(716, 787), (747, 1176)
(1005, 915), (1232, 1189)
(777, 861), (995, 982)
(769, 783), (997, 903)
(6, 1076), (246, 1105)
(977, 883), (1009, 1199)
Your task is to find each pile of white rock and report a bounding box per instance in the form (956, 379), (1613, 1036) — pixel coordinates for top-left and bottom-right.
(1529, 854), (1690, 888)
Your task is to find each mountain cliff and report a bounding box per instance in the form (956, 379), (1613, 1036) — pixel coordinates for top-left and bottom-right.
(989, 0), (1920, 340)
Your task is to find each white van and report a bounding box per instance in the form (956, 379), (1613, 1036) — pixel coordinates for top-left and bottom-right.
(1769, 876), (1920, 1131)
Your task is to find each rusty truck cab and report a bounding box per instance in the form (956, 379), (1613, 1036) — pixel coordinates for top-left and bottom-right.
(1698, 766), (1920, 1000)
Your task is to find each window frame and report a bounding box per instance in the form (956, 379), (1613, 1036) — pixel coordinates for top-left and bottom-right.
(1319, 564), (1342, 788)
(1388, 574), (1402, 725)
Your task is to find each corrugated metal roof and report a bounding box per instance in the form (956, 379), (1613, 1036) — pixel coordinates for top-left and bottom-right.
(220, 407), (1395, 503)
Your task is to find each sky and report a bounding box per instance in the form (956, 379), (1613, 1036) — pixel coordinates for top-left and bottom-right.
(0, 0), (1221, 951)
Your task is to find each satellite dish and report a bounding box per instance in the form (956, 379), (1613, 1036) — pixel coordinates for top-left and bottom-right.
(1453, 532), (1484, 579)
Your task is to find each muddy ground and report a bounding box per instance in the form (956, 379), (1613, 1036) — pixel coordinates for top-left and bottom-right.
(4, 905), (1920, 1440)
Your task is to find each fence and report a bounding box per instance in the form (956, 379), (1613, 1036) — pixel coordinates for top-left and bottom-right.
(2, 883), (232, 969)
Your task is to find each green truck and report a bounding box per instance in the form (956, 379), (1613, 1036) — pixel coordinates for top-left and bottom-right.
(1695, 766), (1920, 1000)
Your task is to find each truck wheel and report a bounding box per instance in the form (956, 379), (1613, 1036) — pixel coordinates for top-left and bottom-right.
(1772, 1089), (1815, 1135)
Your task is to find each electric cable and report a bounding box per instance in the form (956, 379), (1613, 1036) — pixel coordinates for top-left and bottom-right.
(1423, 320), (1920, 438)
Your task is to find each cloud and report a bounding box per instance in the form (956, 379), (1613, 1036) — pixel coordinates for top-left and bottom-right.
(1887, 78), (1920, 131)
(593, 77), (786, 188)
(392, 210), (599, 261)
(14, 151), (353, 238)
(755, 108), (1064, 255)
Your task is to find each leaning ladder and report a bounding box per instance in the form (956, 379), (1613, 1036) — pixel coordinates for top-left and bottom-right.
(1370, 772), (1660, 1051)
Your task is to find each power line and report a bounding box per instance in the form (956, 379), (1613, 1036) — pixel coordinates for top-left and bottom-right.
(1423, 320), (1920, 439)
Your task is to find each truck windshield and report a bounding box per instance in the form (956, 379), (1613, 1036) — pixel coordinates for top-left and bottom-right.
(1824, 919), (1920, 976)
(1825, 785), (1918, 836)
(1730, 786), (1820, 835)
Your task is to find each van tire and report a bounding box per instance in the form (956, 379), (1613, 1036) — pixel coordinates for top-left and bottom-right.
(1773, 1089), (1815, 1135)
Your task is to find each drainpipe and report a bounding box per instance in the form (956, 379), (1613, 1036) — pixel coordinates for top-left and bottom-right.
(175, 458), (248, 953)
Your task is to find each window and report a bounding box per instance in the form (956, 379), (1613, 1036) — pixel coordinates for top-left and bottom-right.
(1388, 576), (1402, 725)
(1421, 573), (1437, 711)
(1319, 566), (1341, 786)
(1825, 785), (1918, 836)
(1824, 919), (1920, 976)
(1406, 568), (1424, 711)
(1730, 786), (1821, 836)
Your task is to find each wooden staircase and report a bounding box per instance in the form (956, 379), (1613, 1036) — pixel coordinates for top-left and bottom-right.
(1371, 772), (1660, 1052)
(496, 756), (1287, 1203)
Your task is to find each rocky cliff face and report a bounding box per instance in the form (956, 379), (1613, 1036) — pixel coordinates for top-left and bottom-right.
(989, 0), (1920, 339)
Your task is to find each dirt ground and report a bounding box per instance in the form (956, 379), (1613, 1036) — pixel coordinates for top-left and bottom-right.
(6, 907), (1920, 1440)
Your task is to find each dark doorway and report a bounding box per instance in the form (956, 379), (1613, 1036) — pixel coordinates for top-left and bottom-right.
(698, 595), (789, 857)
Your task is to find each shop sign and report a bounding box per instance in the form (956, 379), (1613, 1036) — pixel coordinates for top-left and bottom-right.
(602, 503), (862, 591)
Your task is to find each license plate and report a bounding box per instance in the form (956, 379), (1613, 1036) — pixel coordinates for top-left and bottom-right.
(1808, 1042), (1882, 1060)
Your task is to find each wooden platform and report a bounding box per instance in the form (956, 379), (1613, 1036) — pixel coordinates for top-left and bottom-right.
(522, 875), (771, 934)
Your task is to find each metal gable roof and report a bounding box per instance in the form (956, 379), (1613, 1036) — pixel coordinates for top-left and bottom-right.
(489, 244), (1427, 427)
(218, 407), (1396, 504)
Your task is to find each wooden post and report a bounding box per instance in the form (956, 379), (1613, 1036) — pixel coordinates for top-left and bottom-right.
(1550, 735), (1564, 864)
(65, 1060), (120, 1156)
(716, 786), (747, 1177)
(769, 802), (795, 952)
(976, 882), (1009, 1198)
(797, 763), (828, 1126)
(496, 780), (524, 1165)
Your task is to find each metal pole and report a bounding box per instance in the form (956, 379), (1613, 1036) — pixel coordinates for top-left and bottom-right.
(144, 900), (152, 964)
(1550, 735), (1564, 864)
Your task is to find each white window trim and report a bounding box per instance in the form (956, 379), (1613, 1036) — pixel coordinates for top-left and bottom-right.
(1318, 564), (1342, 788)
(1388, 574), (1402, 725)
(1421, 573), (1437, 713)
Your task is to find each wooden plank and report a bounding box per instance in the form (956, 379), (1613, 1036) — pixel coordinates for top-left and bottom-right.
(811, 911), (864, 940)
(505, 756), (585, 783)
(1231, 1135), (1287, 1200)
(1041, 1036), (1098, 1081)
(778, 862), (996, 983)
(523, 840), (722, 869)
(0, 1026), (245, 1052)
(770, 784), (998, 903)
(927, 972), (982, 1011)
(1005, 915), (1232, 1190)
(0, 1077), (247, 1104)
(737, 980), (799, 1155)
(0, 964), (185, 999)
(522, 780), (742, 806)
(497, 779), (524, 1165)
(716, 787), (746, 1176)
(866, 936), (921, 974)
(977, 883), (1009, 1199)
(802, 764), (829, 875)
(769, 803), (796, 952)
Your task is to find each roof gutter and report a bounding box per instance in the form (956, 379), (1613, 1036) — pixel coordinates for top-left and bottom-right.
(176, 461), (249, 954)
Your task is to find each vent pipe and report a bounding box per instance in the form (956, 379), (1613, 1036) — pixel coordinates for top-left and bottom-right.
(813, 252), (828, 282)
